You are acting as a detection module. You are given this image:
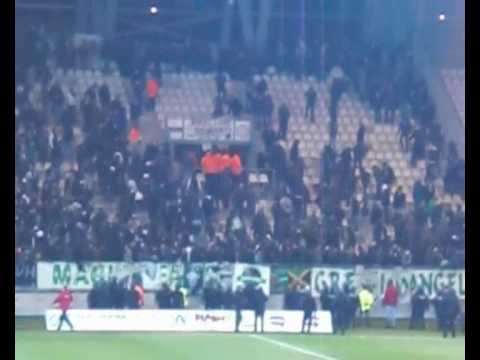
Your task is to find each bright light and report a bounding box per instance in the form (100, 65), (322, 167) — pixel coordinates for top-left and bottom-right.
(149, 6), (158, 14)
(438, 13), (446, 22)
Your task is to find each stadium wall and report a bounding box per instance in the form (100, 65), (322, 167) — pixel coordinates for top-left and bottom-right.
(15, 291), (464, 319)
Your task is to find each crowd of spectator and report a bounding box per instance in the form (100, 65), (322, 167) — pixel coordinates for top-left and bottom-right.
(235, 40), (465, 269)
(87, 275), (148, 309)
(15, 24), (464, 270)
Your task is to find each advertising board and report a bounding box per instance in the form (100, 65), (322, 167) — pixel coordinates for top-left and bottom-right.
(45, 309), (333, 333)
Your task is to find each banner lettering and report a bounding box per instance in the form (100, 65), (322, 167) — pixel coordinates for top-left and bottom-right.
(311, 267), (465, 300)
(37, 262), (184, 290)
(15, 262), (37, 288)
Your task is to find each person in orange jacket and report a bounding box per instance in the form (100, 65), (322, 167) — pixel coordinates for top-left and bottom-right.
(145, 75), (159, 112)
(230, 152), (242, 176)
(128, 127), (141, 144)
(220, 151), (231, 173)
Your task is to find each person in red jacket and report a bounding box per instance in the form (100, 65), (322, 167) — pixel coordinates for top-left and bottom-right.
(53, 286), (74, 331)
(128, 127), (141, 144)
(382, 280), (399, 329)
(230, 152), (242, 177)
(229, 151), (243, 189)
(146, 75), (159, 112)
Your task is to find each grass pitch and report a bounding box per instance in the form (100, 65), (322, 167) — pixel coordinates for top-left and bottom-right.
(15, 328), (464, 360)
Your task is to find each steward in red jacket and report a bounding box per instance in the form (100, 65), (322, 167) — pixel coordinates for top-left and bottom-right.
(53, 286), (74, 331)
(382, 280), (399, 328)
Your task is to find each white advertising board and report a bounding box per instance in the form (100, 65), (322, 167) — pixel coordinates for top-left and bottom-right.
(238, 310), (333, 334)
(45, 309), (236, 332)
(45, 310), (333, 333)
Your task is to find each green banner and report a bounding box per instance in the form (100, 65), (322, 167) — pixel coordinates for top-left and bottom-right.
(36, 262), (465, 301)
(311, 267), (465, 301)
(233, 263), (271, 295)
(37, 262), (184, 290)
(184, 262), (234, 295)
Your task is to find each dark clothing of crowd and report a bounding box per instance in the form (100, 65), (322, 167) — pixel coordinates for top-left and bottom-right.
(155, 285), (185, 309)
(87, 279), (141, 310)
(15, 24), (464, 271)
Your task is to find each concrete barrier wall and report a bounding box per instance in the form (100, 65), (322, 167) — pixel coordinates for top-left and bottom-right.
(16, 292), (465, 319)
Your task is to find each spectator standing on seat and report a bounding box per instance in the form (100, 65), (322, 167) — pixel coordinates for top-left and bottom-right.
(264, 92), (274, 128)
(216, 72), (227, 98)
(228, 96), (243, 118)
(353, 141), (367, 169)
(393, 186), (406, 212)
(147, 61), (162, 85)
(329, 117), (338, 146)
(356, 123), (365, 149)
(289, 140), (300, 165)
(329, 76), (347, 124)
(382, 280), (399, 329)
(411, 127), (426, 167)
(399, 105), (412, 151)
(212, 94), (224, 118)
(304, 86), (317, 123)
(278, 103), (290, 140)
(145, 74), (159, 112)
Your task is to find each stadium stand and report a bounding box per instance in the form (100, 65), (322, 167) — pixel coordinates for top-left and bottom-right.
(15, 21), (464, 269)
(441, 69), (465, 126)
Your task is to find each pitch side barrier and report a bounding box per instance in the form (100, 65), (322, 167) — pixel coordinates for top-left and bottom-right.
(45, 309), (333, 333)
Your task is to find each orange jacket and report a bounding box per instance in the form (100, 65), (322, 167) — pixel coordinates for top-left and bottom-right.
(146, 79), (159, 99)
(129, 128), (141, 143)
(211, 153), (223, 174)
(201, 153), (216, 174)
(230, 154), (242, 175)
(220, 154), (231, 172)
